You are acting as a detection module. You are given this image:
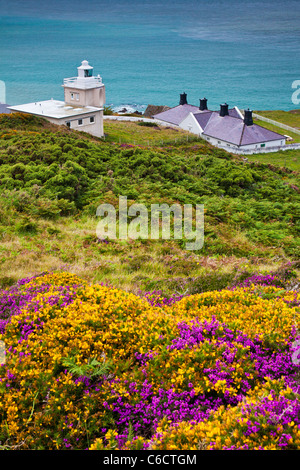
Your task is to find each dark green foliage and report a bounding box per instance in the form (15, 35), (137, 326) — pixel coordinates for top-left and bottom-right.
(0, 114), (299, 257)
(137, 121), (160, 128)
(15, 216), (38, 235)
(103, 106), (114, 115)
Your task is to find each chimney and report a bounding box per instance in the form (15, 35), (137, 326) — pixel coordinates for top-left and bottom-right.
(244, 108), (253, 126)
(219, 103), (229, 117)
(179, 92), (188, 105)
(199, 98), (208, 111)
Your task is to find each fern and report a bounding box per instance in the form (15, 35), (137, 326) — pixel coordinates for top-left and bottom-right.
(127, 422), (134, 443)
(62, 355), (112, 379)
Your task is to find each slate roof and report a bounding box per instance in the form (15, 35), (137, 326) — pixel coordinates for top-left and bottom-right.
(202, 113), (284, 146)
(240, 120), (284, 145)
(154, 102), (285, 146)
(228, 107), (242, 119)
(153, 104), (200, 125)
(0, 104), (12, 114)
(194, 111), (214, 130)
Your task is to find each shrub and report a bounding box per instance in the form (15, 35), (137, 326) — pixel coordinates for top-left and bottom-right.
(0, 272), (299, 450)
(15, 217), (38, 235)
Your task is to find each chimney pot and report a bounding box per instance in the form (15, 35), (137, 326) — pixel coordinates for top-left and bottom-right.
(219, 103), (229, 117)
(244, 108), (253, 126)
(199, 98), (208, 111)
(179, 92), (188, 105)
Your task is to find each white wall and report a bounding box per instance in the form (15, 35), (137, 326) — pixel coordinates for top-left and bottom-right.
(202, 135), (286, 151)
(64, 85), (105, 108)
(240, 138), (286, 151)
(179, 112), (203, 135)
(202, 135), (237, 149)
(47, 110), (104, 137)
(67, 110), (103, 137)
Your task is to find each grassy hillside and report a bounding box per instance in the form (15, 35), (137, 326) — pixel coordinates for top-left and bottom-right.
(0, 112), (299, 294)
(247, 109), (300, 171)
(1, 113), (300, 451)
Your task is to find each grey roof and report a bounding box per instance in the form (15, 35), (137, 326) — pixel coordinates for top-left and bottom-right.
(228, 107), (242, 119)
(154, 101), (284, 146)
(154, 103), (242, 126)
(194, 111), (214, 130)
(0, 104), (12, 114)
(153, 104), (200, 125)
(202, 113), (284, 146)
(241, 120), (284, 145)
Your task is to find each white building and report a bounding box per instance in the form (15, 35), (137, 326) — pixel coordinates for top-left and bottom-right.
(9, 60), (105, 138)
(154, 94), (286, 152)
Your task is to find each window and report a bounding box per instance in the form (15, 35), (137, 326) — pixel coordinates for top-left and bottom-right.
(75, 93), (79, 101)
(66, 121), (71, 128)
(260, 143), (266, 148)
(78, 119), (83, 125)
(90, 116), (95, 123)
(70, 93), (74, 100)
(84, 69), (93, 77)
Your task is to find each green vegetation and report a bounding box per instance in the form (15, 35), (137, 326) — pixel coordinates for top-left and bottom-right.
(246, 147), (300, 172)
(245, 109), (300, 172)
(0, 112), (299, 293)
(254, 109), (300, 143)
(255, 109), (300, 129)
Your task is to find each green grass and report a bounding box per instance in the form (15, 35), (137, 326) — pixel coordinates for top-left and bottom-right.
(103, 118), (201, 146)
(255, 109), (300, 129)
(253, 109), (300, 143)
(0, 213), (292, 295)
(241, 109), (300, 172)
(246, 147), (300, 173)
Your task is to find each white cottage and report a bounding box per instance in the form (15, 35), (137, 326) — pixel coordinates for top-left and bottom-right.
(9, 60), (105, 138)
(154, 94), (286, 151)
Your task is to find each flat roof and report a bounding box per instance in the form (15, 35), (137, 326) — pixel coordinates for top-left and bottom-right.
(8, 100), (102, 119)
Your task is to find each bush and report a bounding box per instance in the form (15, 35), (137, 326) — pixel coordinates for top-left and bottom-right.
(15, 217), (38, 235)
(137, 121), (160, 128)
(0, 272), (300, 450)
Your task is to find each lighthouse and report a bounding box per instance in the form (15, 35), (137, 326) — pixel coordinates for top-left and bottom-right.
(63, 60), (105, 109)
(9, 60), (106, 138)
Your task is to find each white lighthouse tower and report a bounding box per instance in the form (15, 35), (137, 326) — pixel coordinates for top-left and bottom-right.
(63, 60), (105, 109)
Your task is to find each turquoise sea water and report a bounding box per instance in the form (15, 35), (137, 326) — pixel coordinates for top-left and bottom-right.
(0, 0), (300, 111)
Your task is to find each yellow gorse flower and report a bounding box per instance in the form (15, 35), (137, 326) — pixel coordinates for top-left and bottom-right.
(0, 272), (299, 450)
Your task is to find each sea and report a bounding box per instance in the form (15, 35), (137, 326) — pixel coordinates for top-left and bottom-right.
(0, 0), (300, 112)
